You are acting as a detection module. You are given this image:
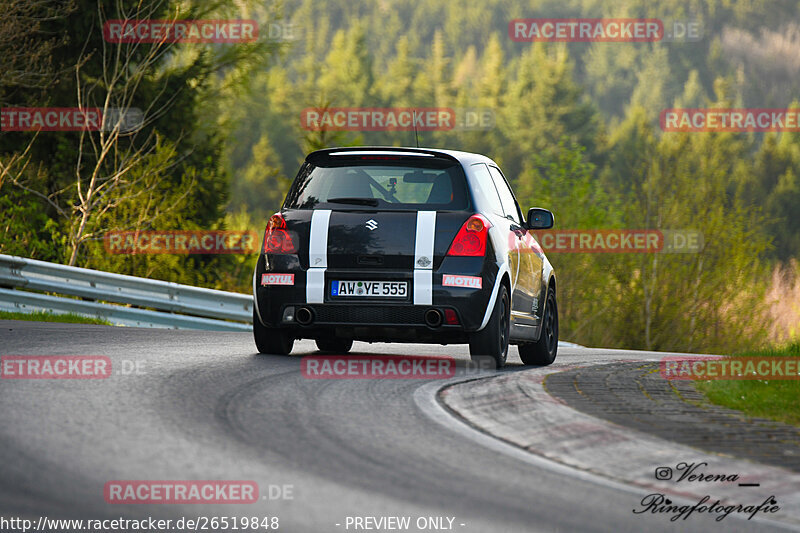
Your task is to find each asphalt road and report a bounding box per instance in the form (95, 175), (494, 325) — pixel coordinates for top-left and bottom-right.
(0, 321), (793, 533)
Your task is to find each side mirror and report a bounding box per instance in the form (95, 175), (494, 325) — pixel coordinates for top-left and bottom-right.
(526, 208), (554, 229)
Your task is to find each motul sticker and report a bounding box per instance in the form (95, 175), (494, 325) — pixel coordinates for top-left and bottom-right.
(261, 273), (294, 286)
(442, 275), (482, 289)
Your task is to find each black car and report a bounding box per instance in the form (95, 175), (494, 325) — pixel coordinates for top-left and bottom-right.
(252, 147), (558, 367)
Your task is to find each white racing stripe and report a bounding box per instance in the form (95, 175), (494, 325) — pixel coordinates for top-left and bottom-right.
(413, 270), (432, 306)
(413, 211), (436, 305)
(306, 210), (331, 303)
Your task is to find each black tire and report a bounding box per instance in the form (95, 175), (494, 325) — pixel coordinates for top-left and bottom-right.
(469, 284), (510, 369)
(315, 338), (354, 353)
(519, 286), (558, 366)
(253, 308), (294, 355)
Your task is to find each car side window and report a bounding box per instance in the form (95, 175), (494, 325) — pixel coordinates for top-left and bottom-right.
(470, 163), (505, 217)
(488, 166), (522, 224)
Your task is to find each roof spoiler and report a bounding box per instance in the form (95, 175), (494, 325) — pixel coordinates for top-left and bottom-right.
(306, 146), (460, 165)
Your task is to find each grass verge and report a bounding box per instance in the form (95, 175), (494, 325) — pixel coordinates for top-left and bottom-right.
(694, 342), (800, 426)
(0, 310), (113, 326)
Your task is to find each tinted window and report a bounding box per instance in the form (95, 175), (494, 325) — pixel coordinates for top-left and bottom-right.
(489, 166), (521, 223)
(471, 163), (505, 217)
(284, 162), (470, 210)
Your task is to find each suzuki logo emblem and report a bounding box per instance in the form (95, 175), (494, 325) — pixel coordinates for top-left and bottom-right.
(365, 219), (378, 231)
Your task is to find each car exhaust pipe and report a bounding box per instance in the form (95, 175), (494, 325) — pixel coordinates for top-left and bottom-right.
(296, 307), (314, 325)
(424, 309), (443, 328)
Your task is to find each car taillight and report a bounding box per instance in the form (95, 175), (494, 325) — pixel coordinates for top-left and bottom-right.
(446, 214), (492, 257)
(444, 308), (460, 325)
(263, 213), (297, 254)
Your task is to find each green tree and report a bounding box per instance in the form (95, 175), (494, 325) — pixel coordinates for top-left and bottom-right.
(500, 43), (601, 180)
(232, 134), (291, 221)
(317, 25), (374, 107)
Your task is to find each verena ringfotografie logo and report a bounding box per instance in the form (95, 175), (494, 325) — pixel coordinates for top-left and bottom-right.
(104, 481), (258, 504)
(660, 356), (800, 380)
(661, 108), (800, 132)
(526, 230), (703, 254)
(104, 231), (259, 254)
(635, 462), (780, 522)
(1, 356), (112, 379)
(103, 20), (258, 43)
(1, 108), (143, 132)
(301, 355), (456, 379)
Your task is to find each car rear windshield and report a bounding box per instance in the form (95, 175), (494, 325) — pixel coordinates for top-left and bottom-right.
(283, 160), (470, 210)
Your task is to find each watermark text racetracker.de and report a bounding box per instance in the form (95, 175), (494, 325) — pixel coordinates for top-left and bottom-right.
(104, 480), (261, 504)
(0, 356), (145, 379)
(660, 356), (800, 380)
(300, 107), (495, 132)
(302, 355), (457, 379)
(1, 107), (143, 132)
(523, 229), (703, 254)
(104, 480), (293, 505)
(509, 18), (702, 42)
(0, 515), (280, 532)
(661, 108), (800, 132)
(104, 230), (259, 255)
(103, 19), (258, 43)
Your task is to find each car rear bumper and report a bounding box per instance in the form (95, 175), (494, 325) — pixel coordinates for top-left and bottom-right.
(253, 255), (498, 342)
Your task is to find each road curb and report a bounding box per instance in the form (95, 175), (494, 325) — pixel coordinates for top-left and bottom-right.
(419, 361), (800, 530)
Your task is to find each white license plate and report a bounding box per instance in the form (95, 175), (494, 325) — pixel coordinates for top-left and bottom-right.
(332, 280), (407, 297)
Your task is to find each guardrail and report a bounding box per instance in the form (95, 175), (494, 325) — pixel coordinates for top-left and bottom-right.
(0, 254), (253, 331)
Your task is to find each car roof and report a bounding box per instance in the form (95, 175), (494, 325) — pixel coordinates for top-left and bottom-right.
(306, 146), (500, 168)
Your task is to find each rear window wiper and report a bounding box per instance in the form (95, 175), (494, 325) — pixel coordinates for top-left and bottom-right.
(326, 197), (380, 207)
